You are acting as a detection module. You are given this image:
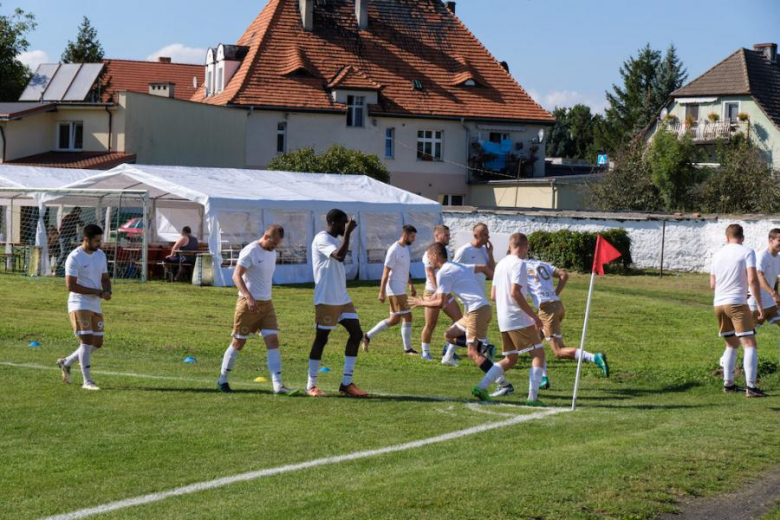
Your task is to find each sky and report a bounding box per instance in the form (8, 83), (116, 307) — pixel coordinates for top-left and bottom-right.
(6, 0), (780, 113)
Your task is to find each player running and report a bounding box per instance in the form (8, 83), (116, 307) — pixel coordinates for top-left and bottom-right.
(484, 233), (546, 405)
(363, 225), (419, 356)
(747, 228), (780, 330)
(306, 209), (368, 398)
(56, 224), (111, 391)
(420, 225), (463, 361)
(217, 225), (297, 395)
(711, 224), (767, 397)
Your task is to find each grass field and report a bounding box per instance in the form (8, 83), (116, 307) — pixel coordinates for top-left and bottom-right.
(1, 272), (779, 519)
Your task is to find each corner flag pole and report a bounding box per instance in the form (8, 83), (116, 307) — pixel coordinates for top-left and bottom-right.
(571, 269), (596, 410)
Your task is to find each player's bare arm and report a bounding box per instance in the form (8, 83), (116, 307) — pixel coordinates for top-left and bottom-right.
(474, 264), (494, 279)
(511, 283), (543, 331)
(378, 266), (391, 302)
(710, 274), (717, 291)
(408, 274), (417, 297)
(756, 270), (779, 305)
(101, 273), (112, 301)
(485, 240), (496, 277)
(554, 268), (569, 296)
(232, 264), (257, 311)
(331, 217), (357, 263)
(411, 292), (448, 309)
(490, 285), (496, 302)
(66, 276), (109, 299)
(747, 267), (764, 320)
(425, 266), (437, 292)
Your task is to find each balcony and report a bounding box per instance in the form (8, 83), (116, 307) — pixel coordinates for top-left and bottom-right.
(665, 120), (749, 144)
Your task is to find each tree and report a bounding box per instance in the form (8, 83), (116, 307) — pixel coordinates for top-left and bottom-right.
(61, 16), (104, 63)
(646, 125), (703, 210)
(589, 140), (663, 212)
(545, 104), (600, 162)
(652, 44), (688, 110)
(545, 107), (573, 159)
(0, 4), (37, 101)
(267, 145), (390, 183)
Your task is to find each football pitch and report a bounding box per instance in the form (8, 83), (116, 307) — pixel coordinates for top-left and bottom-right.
(2, 273), (779, 519)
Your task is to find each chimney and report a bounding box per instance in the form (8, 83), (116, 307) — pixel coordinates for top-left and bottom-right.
(356, 0), (368, 31)
(158, 56), (172, 64)
(445, 1), (456, 14)
(299, 0), (314, 31)
(149, 83), (175, 98)
(754, 43), (778, 63)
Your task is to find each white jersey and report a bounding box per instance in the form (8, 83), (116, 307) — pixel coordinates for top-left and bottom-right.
(384, 241), (411, 296)
(493, 255), (534, 332)
(422, 246), (450, 293)
(236, 241), (276, 301)
(748, 249), (780, 310)
(525, 259), (560, 309)
(312, 231), (350, 306)
(436, 262), (490, 313)
(453, 243), (489, 293)
(65, 246), (108, 314)
(711, 243), (756, 306)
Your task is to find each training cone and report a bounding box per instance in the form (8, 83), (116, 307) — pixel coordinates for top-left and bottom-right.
(254, 376), (267, 383)
(318, 367), (331, 373)
(183, 356), (196, 363)
(28, 341), (41, 347)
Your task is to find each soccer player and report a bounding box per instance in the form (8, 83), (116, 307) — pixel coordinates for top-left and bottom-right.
(363, 225), (419, 356)
(56, 224), (111, 391)
(420, 225), (463, 360)
(217, 225), (296, 395)
(412, 243), (499, 389)
(711, 224), (767, 397)
(453, 222), (496, 294)
(484, 233), (546, 405)
(747, 228), (780, 330)
(306, 209), (368, 398)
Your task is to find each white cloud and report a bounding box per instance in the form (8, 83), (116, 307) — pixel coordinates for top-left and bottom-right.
(528, 88), (608, 115)
(147, 44), (206, 65)
(17, 50), (50, 71)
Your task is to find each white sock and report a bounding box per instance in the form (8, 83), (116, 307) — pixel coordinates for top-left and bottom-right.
(421, 342), (431, 355)
(78, 344), (94, 383)
(307, 359), (320, 390)
(218, 345), (239, 384)
(367, 319), (390, 339)
(64, 346), (81, 367)
(496, 375), (510, 387)
(401, 322), (413, 351)
(743, 346), (758, 388)
(444, 343), (458, 360)
(266, 348), (283, 391)
(479, 364), (504, 390)
(528, 366), (543, 401)
(342, 355), (357, 386)
(575, 350), (595, 363)
(722, 346), (738, 385)
(542, 359), (548, 378)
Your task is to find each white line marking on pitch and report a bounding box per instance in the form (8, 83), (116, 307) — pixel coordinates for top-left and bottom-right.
(41, 407), (568, 520)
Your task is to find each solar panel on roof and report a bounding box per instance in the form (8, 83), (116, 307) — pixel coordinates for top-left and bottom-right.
(41, 64), (81, 101)
(63, 63), (104, 101)
(19, 64), (60, 101)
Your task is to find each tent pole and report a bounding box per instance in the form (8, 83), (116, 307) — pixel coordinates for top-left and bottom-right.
(141, 192), (149, 282)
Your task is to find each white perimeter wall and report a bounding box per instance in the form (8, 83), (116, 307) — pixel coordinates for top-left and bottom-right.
(444, 209), (780, 273)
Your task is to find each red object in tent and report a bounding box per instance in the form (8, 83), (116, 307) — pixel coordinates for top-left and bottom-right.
(592, 235), (622, 276)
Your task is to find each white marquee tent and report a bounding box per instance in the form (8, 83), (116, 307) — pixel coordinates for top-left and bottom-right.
(60, 164), (442, 286)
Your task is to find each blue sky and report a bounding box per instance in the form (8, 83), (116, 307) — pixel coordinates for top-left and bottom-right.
(7, 0), (779, 113)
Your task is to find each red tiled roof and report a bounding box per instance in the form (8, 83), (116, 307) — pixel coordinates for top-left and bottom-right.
(192, 0), (553, 123)
(7, 152), (136, 170)
(327, 65), (381, 90)
(102, 59), (202, 102)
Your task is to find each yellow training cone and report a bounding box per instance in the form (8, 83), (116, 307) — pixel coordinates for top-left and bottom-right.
(254, 377), (267, 383)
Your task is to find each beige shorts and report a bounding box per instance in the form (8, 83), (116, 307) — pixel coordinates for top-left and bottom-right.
(233, 298), (279, 339)
(388, 294), (411, 316)
(69, 311), (105, 338)
(715, 304), (755, 337)
(315, 302), (359, 330)
(539, 300), (565, 340)
(455, 305), (492, 342)
(753, 305), (780, 327)
(501, 326), (543, 356)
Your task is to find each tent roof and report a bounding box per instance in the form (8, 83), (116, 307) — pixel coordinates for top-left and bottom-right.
(0, 165), (98, 189)
(61, 164), (441, 213)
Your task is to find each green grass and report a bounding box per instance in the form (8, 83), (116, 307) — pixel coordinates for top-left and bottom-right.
(1, 273), (779, 519)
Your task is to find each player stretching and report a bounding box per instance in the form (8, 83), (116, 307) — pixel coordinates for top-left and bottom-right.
(56, 224), (111, 391)
(412, 243), (498, 393)
(217, 225), (296, 395)
(485, 233), (546, 405)
(748, 228), (780, 330)
(420, 225), (462, 361)
(363, 225), (419, 356)
(306, 209), (368, 398)
(711, 224), (767, 397)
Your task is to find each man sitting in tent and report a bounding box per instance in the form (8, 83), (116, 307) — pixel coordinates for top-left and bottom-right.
(164, 226), (199, 281)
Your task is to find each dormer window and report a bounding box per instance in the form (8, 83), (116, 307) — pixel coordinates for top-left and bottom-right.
(347, 95), (365, 127)
(205, 48), (216, 97)
(463, 79), (476, 87)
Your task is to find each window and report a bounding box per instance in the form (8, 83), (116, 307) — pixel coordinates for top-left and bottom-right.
(440, 194), (464, 206)
(463, 79), (476, 87)
(57, 122), (83, 151)
(489, 132), (510, 144)
(685, 104), (699, 124)
(724, 101), (740, 122)
(417, 130), (443, 161)
(206, 70), (213, 96)
(385, 128), (395, 159)
(216, 67), (224, 93)
(346, 95), (365, 127)
(276, 122), (287, 153)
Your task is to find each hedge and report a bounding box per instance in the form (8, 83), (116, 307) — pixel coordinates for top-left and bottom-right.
(527, 229), (633, 273)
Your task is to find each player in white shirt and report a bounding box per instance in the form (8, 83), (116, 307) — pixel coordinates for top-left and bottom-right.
(56, 224), (111, 391)
(306, 209), (368, 398)
(710, 224), (767, 397)
(482, 233), (546, 405)
(363, 225), (419, 356)
(747, 228), (780, 329)
(420, 225), (462, 360)
(217, 225), (297, 395)
(452, 222), (496, 294)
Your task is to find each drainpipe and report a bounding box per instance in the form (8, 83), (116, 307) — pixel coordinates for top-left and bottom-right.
(550, 178), (557, 209)
(0, 122), (6, 163)
(104, 106), (113, 153)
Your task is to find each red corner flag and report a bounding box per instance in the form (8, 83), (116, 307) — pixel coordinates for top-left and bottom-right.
(592, 235), (622, 276)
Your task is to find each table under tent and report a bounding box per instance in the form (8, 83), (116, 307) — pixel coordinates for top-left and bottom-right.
(60, 164), (442, 285)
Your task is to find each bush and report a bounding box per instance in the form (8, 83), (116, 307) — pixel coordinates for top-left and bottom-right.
(267, 145), (390, 183)
(528, 229), (632, 273)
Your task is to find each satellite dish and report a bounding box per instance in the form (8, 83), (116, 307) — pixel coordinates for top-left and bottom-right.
(537, 128), (545, 143)
(660, 108), (668, 119)
(192, 76), (198, 89)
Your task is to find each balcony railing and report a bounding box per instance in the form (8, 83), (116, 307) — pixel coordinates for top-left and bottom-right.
(664, 120), (749, 143)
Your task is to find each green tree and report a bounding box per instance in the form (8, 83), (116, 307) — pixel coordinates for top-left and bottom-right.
(0, 4), (37, 101)
(545, 106), (573, 158)
(545, 104), (600, 162)
(267, 145), (390, 183)
(61, 16), (104, 63)
(652, 44), (687, 109)
(646, 125), (703, 210)
(589, 140), (663, 212)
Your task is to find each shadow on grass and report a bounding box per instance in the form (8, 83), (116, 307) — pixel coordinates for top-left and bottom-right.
(125, 386), (275, 396)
